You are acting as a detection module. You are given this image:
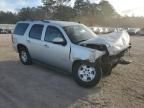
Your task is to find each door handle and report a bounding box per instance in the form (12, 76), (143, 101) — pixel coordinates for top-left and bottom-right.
(43, 44), (49, 48)
(27, 40), (31, 43)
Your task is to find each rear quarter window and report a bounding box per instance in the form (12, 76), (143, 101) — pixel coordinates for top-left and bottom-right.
(13, 23), (29, 35)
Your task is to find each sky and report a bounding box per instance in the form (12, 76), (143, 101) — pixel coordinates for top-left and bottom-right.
(0, 0), (144, 16)
(0, 0), (42, 12)
(108, 0), (144, 16)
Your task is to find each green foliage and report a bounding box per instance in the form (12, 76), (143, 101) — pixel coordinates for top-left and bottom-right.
(41, 0), (71, 18)
(52, 5), (76, 20)
(0, 11), (17, 24)
(99, 0), (117, 17)
(42, 0), (70, 6)
(0, 0), (144, 28)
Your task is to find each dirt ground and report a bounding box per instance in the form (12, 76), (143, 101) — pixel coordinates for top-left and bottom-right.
(0, 34), (144, 108)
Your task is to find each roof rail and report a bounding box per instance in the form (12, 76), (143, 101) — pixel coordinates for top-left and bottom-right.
(25, 19), (50, 23)
(25, 19), (36, 21)
(42, 20), (50, 23)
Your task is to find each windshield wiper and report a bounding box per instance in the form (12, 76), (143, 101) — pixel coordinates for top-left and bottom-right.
(76, 39), (87, 43)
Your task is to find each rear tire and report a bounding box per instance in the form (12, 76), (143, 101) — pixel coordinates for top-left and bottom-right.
(73, 62), (102, 88)
(19, 47), (32, 65)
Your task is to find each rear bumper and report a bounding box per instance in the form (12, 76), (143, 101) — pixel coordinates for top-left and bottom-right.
(12, 43), (18, 53)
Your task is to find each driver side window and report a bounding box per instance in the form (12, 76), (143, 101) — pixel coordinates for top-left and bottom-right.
(44, 26), (64, 43)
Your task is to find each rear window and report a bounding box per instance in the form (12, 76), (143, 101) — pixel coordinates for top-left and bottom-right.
(29, 24), (44, 40)
(13, 23), (29, 35)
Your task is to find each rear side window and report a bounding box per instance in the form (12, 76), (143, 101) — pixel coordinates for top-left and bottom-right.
(14, 23), (29, 35)
(29, 24), (44, 40)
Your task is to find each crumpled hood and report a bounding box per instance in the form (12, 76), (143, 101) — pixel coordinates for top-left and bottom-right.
(80, 31), (130, 55)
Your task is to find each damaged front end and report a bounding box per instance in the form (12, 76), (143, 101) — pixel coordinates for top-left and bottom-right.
(70, 44), (106, 64)
(78, 31), (132, 75)
(78, 43), (131, 75)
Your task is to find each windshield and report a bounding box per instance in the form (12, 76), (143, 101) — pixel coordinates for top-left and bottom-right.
(63, 24), (97, 43)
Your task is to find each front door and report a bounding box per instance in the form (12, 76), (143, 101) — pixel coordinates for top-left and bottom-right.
(41, 25), (70, 70)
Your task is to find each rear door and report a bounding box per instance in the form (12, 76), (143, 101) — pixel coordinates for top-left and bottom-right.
(26, 24), (44, 61)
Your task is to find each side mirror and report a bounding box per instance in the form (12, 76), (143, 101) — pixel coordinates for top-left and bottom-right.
(52, 37), (66, 45)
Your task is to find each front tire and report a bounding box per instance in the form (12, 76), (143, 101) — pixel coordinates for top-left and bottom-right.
(19, 47), (32, 65)
(73, 62), (102, 88)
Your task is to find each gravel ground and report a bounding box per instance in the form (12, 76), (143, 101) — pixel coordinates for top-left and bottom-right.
(0, 34), (144, 108)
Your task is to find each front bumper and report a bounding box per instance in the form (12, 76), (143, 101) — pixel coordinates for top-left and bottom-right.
(101, 45), (131, 68)
(110, 45), (131, 58)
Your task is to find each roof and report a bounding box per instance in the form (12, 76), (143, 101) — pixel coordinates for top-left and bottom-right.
(48, 20), (79, 27)
(18, 20), (80, 27)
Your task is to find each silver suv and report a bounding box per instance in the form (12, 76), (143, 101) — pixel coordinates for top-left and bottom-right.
(12, 20), (131, 88)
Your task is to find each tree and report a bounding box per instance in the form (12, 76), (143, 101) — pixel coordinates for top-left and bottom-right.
(53, 5), (76, 20)
(55, 0), (71, 6)
(0, 11), (17, 24)
(42, 0), (71, 6)
(74, 0), (89, 16)
(41, 0), (71, 18)
(99, 0), (117, 17)
(18, 7), (33, 20)
(2, 0), (144, 28)
(41, 0), (56, 18)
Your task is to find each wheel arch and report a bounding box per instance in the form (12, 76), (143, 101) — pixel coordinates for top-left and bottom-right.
(72, 60), (82, 71)
(17, 44), (28, 53)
